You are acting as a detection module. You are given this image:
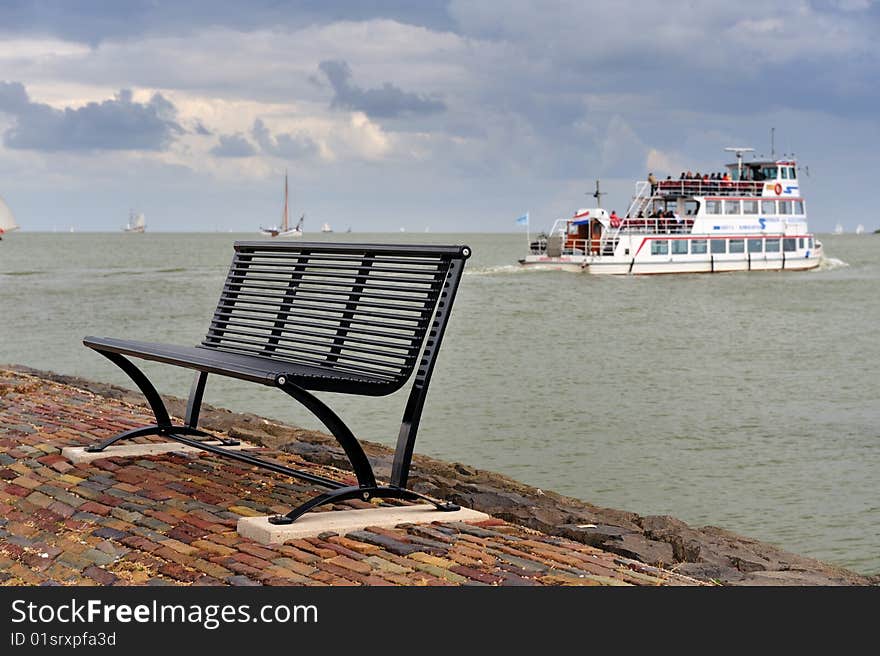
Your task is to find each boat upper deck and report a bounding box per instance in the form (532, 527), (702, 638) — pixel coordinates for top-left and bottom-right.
(655, 179), (764, 197)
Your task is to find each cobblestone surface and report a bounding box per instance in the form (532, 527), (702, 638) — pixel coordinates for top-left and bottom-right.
(0, 369), (702, 586)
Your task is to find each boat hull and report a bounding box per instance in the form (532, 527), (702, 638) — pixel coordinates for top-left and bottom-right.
(519, 250), (823, 275)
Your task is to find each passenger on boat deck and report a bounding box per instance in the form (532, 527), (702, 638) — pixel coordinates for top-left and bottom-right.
(680, 172), (687, 180)
(609, 210), (621, 227)
(648, 172), (657, 195)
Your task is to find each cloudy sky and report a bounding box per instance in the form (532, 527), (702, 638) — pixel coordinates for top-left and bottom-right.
(0, 0), (877, 232)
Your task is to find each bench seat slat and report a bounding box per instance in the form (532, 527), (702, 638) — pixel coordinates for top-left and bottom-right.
(240, 259), (444, 276)
(205, 331), (414, 364)
(227, 267), (440, 286)
(233, 241), (464, 257)
(84, 337), (401, 394)
(226, 271), (437, 293)
(222, 278), (438, 301)
(211, 307), (424, 335)
(220, 291), (431, 315)
(237, 252), (448, 266)
(207, 324), (415, 350)
(221, 284), (436, 306)
(205, 343), (402, 381)
(213, 299), (427, 325)
(208, 316), (417, 342)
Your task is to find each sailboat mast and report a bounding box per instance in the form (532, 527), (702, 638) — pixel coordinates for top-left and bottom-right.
(282, 171), (289, 232)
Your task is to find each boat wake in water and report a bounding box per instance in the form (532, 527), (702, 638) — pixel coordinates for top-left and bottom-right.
(816, 256), (849, 271)
(465, 264), (555, 276)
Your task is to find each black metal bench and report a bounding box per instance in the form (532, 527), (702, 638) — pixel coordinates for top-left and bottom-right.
(83, 241), (471, 524)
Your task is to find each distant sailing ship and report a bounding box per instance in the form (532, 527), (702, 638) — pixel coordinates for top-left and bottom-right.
(260, 171), (303, 238)
(855, 224), (865, 235)
(321, 223), (333, 233)
(124, 211), (146, 233)
(0, 195), (20, 240)
(834, 223), (844, 235)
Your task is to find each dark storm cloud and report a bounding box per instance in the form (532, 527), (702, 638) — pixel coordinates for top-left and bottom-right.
(210, 133), (256, 157)
(318, 60), (446, 118)
(0, 0), (455, 45)
(251, 119), (318, 159)
(0, 82), (182, 151)
(193, 120), (212, 136)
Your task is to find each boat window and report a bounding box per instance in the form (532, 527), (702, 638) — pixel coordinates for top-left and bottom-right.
(724, 200), (740, 215)
(710, 239), (726, 254)
(748, 238), (763, 253)
(778, 201), (791, 215)
(781, 167), (789, 179)
(684, 199), (700, 216)
(671, 240), (688, 255)
(783, 238), (797, 252)
(742, 200), (758, 214)
(794, 200), (804, 214)
(765, 238), (780, 252)
(798, 238), (804, 248)
(808, 237), (814, 248)
(690, 239), (707, 254)
(789, 167), (797, 179)
(763, 166), (778, 179)
(761, 200), (776, 214)
(651, 240), (669, 255)
(728, 239), (745, 253)
(706, 200), (722, 215)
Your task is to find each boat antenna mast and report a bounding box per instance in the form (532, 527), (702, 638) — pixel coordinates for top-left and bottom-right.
(281, 169), (289, 232)
(591, 179), (604, 207)
(724, 147), (755, 179)
(770, 127), (775, 159)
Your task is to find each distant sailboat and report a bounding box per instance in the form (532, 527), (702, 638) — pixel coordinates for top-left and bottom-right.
(260, 171), (303, 238)
(856, 224), (865, 235)
(834, 223), (843, 235)
(0, 195), (20, 240)
(321, 223), (333, 233)
(124, 210), (146, 233)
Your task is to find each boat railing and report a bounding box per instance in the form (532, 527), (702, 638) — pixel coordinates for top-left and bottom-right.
(554, 238), (592, 255)
(620, 217), (693, 234)
(654, 179), (765, 197)
(626, 181), (652, 219)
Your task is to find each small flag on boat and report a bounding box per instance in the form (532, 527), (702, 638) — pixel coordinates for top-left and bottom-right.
(516, 213), (529, 225)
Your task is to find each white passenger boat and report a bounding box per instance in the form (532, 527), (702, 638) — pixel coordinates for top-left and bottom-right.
(520, 148), (823, 275)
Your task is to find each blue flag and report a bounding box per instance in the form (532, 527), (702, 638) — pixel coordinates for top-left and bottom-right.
(515, 213), (529, 225)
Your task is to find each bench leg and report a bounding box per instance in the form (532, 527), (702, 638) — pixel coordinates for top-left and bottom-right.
(95, 350), (173, 428)
(85, 424), (166, 452)
(183, 372), (238, 446)
(85, 353), (236, 452)
(278, 378), (377, 489)
(268, 485), (460, 525)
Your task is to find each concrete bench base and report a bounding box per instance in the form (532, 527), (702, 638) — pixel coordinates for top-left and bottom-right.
(62, 440), (252, 464)
(238, 504), (491, 543)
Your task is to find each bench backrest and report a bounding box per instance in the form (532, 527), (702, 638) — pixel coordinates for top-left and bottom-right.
(202, 242), (470, 392)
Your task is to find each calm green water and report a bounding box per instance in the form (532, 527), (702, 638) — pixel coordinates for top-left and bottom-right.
(1, 232), (877, 574)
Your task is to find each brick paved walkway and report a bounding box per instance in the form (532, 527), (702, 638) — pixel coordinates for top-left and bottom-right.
(0, 369), (702, 586)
